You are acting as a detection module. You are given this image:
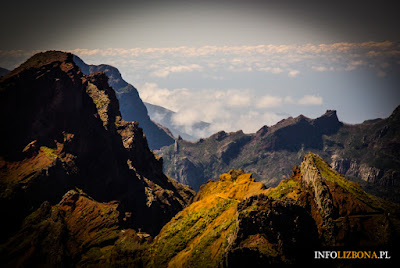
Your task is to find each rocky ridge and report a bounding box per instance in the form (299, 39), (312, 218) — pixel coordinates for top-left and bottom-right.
(72, 55), (174, 150)
(160, 107), (400, 202)
(0, 189), (153, 267)
(147, 153), (399, 266)
(0, 51), (194, 244)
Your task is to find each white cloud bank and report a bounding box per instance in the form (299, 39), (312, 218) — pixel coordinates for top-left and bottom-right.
(151, 64), (203, 78)
(1, 41), (399, 76)
(138, 82), (323, 138)
(298, 95), (323, 105)
(288, 70), (300, 78)
(0, 41), (398, 138)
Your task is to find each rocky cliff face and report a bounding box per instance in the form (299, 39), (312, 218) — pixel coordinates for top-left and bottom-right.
(0, 51), (194, 244)
(0, 189), (153, 267)
(72, 56), (174, 150)
(332, 158), (385, 184)
(160, 130), (252, 191)
(147, 153), (399, 266)
(300, 155), (336, 245)
(4, 151), (397, 266)
(160, 107), (400, 202)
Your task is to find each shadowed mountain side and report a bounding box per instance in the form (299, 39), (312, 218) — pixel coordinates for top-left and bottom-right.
(0, 190), (153, 267)
(73, 55), (174, 150)
(147, 154), (400, 266)
(2, 152), (398, 266)
(0, 67), (9, 77)
(159, 108), (400, 203)
(0, 51), (194, 244)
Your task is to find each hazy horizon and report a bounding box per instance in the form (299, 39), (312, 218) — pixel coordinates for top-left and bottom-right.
(1, 0), (399, 139)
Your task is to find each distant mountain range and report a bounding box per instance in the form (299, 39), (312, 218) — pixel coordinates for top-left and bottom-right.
(1, 50), (399, 266)
(159, 108), (400, 203)
(144, 102), (210, 141)
(72, 56), (174, 150)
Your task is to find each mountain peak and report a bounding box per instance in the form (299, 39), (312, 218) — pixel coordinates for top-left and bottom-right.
(389, 104), (400, 120)
(313, 109), (342, 131)
(14, 51), (71, 74)
(150, 152), (399, 266)
(72, 55), (174, 149)
(0, 51), (194, 243)
(256, 125), (269, 136)
(1, 51), (78, 84)
(323, 109), (338, 117)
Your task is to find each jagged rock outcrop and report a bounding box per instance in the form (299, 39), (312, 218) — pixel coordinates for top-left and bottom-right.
(332, 158), (385, 184)
(224, 194), (319, 266)
(160, 111), (344, 191)
(5, 152), (392, 266)
(0, 190), (152, 267)
(72, 55), (174, 150)
(301, 154), (337, 245)
(160, 107), (400, 203)
(160, 130), (252, 191)
(0, 51), (194, 244)
(298, 153), (399, 247)
(147, 153), (399, 267)
(265, 110), (343, 151)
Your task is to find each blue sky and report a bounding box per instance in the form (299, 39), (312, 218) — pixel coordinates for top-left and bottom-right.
(1, 0), (400, 138)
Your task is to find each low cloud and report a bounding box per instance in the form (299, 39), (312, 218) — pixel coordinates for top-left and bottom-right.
(288, 70), (300, 77)
(138, 82), (325, 138)
(258, 67), (284, 74)
(256, 96), (283, 108)
(1, 41), (399, 78)
(1, 41), (397, 138)
(345, 60), (366, 71)
(312, 66), (328, 72)
(151, 64), (203, 78)
(298, 95), (323, 105)
(137, 82), (288, 137)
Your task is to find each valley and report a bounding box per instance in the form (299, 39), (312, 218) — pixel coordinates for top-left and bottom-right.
(0, 51), (399, 267)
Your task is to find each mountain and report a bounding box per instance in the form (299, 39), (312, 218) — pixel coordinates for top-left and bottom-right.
(0, 67), (9, 77)
(72, 56), (174, 150)
(0, 189), (153, 266)
(3, 153), (398, 266)
(148, 153), (399, 266)
(159, 108), (400, 202)
(144, 102), (211, 141)
(0, 51), (194, 245)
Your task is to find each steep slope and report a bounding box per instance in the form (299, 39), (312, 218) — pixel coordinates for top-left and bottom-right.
(0, 190), (152, 267)
(4, 153), (398, 266)
(160, 110), (343, 190)
(72, 56), (174, 150)
(145, 102), (211, 141)
(0, 51), (194, 243)
(298, 153), (399, 246)
(161, 130), (252, 190)
(160, 108), (400, 202)
(149, 153), (399, 266)
(0, 67), (9, 77)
